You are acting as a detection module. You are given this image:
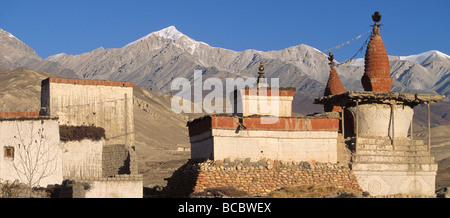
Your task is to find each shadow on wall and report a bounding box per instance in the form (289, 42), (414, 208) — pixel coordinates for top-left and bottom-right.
(163, 160), (202, 198)
(118, 154), (131, 175)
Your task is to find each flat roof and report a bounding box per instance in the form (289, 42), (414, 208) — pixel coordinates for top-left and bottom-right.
(42, 77), (133, 87)
(314, 91), (446, 106)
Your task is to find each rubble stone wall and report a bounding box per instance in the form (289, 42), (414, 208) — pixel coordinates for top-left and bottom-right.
(102, 144), (131, 176)
(167, 159), (362, 197)
(0, 180), (50, 198)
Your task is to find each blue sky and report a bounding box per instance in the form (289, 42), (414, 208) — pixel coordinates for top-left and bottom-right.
(0, 0), (449, 61)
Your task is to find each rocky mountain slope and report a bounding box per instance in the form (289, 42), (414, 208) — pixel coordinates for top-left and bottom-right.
(35, 26), (450, 98)
(0, 29), (41, 70)
(2, 26), (450, 125)
(0, 28), (78, 79)
(2, 26), (450, 99)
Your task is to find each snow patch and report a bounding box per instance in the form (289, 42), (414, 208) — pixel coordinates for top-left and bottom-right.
(349, 58), (365, 66)
(46, 53), (66, 62)
(348, 50), (450, 66)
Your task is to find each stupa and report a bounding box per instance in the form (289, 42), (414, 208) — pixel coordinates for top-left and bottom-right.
(315, 11), (445, 196)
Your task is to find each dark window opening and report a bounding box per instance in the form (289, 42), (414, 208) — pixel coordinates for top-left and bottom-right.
(4, 146), (14, 159)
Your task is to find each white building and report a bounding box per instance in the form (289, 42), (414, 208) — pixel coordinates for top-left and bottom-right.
(0, 111), (63, 187)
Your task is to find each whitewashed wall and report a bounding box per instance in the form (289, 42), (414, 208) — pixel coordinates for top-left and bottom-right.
(79, 175), (143, 198)
(61, 139), (104, 179)
(0, 118), (63, 187)
(191, 129), (338, 163)
(235, 90), (293, 117)
(347, 103), (413, 138)
(41, 81), (134, 146)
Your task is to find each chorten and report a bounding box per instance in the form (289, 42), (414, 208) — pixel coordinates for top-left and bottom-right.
(315, 11), (445, 196)
(323, 52), (346, 112)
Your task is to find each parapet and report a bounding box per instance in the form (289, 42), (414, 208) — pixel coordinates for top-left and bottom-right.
(0, 111), (40, 118)
(41, 77), (133, 87)
(239, 87), (296, 96)
(187, 113), (340, 137)
(0, 111), (57, 121)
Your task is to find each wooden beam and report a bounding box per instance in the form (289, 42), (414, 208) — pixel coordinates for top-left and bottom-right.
(341, 106), (345, 137)
(391, 103), (395, 148)
(355, 100), (359, 149)
(428, 103), (431, 153)
(410, 115), (413, 140)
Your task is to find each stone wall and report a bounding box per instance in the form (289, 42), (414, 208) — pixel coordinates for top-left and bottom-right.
(102, 144), (131, 176)
(166, 159), (362, 197)
(0, 180), (50, 198)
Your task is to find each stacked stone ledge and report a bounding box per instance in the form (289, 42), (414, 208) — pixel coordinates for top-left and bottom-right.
(166, 158), (362, 197)
(0, 180), (51, 198)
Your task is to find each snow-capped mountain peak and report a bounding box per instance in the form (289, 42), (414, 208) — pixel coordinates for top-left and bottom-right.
(0, 28), (17, 39)
(399, 50), (450, 64)
(126, 26), (184, 46)
(153, 26), (184, 40)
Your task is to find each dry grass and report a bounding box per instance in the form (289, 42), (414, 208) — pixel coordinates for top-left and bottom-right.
(190, 186), (250, 198)
(267, 185), (356, 198)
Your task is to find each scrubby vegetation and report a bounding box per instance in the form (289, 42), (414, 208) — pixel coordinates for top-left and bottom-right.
(267, 184), (360, 198)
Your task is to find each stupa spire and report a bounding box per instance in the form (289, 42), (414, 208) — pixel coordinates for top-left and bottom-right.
(361, 11), (393, 92)
(323, 52), (346, 112)
(257, 61), (269, 88)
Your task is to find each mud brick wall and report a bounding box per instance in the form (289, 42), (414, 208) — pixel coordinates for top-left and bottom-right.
(40, 77), (134, 146)
(167, 159), (362, 197)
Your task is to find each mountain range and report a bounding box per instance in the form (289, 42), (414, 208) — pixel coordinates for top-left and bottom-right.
(2, 26), (450, 187)
(1, 26), (450, 116)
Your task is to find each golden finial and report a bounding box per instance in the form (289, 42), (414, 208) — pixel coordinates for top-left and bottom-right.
(257, 61), (265, 85)
(258, 61), (265, 78)
(371, 11), (383, 34)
